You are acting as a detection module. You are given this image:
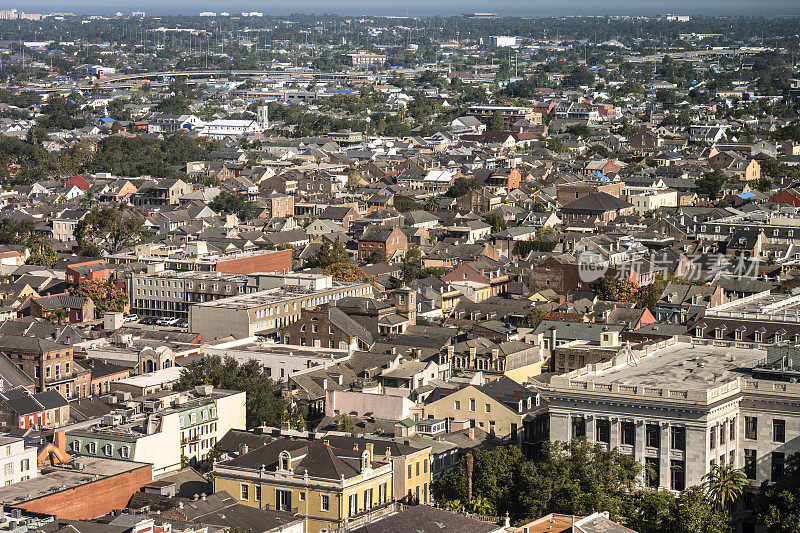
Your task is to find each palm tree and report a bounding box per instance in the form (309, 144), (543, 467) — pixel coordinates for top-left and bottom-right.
(468, 494), (495, 516)
(702, 463), (748, 512)
(424, 195), (441, 211)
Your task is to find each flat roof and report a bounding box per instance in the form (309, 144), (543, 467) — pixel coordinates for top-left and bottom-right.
(571, 342), (762, 390)
(192, 281), (369, 310)
(113, 366), (184, 387)
(0, 457), (148, 505)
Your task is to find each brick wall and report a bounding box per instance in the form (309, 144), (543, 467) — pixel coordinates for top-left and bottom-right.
(17, 464), (152, 519)
(215, 249), (292, 275)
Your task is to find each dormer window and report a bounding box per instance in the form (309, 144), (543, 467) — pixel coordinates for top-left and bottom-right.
(361, 451), (370, 470)
(280, 451), (290, 472)
(754, 331), (763, 343)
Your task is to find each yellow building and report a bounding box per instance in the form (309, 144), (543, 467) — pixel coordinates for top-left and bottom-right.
(422, 376), (547, 457)
(213, 438), (394, 533)
(321, 436), (432, 505)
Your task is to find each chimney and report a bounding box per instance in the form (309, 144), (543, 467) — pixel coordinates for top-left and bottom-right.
(239, 443), (249, 455)
(469, 346), (477, 359)
(468, 427), (475, 440)
(54, 431), (66, 454)
(366, 443), (374, 457)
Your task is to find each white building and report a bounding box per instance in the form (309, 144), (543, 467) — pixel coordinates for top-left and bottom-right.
(627, 189), (678, 214)
(205, 338), (351, 382)
(66, 386), (245, 475)
(541, 338), (800, 491)
(0, 436), (38, 486)
(489, 36), (517, 47)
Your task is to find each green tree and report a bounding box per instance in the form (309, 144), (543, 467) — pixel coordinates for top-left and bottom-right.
(752, 452), (800, 532)
(75, 207), (146, 254)
(208, 191), (258, 221)
(522, 307), (547, 329)
(484, 213), (508, 233)
(311, 240), (351, 268)
(175, 355), (286, 429)
(663, 486), (732, 533)
(487, 110), (506, 131)
(336, 414), (356, 433)
(424, 195), (441, 211)
(445, 177), (482, 198)
(702, 464), (747, 513)
(366, 248), (387, 264)
(26, 235), (56, 268)
(400, 248), (443, 282)
(696, 170), (729, 199)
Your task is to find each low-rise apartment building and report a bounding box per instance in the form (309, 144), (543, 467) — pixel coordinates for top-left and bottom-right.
(131, 270), (248, 319)
(66, 385), (245, 475)
(189, 275), (373, 340)
(0, 436), (38, 485)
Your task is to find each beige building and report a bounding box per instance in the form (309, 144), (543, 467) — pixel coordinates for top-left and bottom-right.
(422, 376), (547, 457)
(189, 275), (373, 340)
(541, 338), (800, 490)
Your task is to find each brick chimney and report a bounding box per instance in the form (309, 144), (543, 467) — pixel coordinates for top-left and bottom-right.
(54, 431), (66, 454)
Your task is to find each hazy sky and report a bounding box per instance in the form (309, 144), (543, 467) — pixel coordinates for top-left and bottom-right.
(3, 0), (800, 17)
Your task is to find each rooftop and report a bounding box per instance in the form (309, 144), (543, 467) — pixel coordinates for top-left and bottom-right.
(553, 340), (764, 397)
(0, 457), (147, 505)
(192, 280), (370, 310)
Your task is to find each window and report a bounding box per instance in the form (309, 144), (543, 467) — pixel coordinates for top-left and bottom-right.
(240, 484), (249, 501)
(120, 446), (130, 459)
(745, 416), (758, 440)
(408, 464), (412, 479)
(469, 398), (476, 412)
(87, 442), (96, 454)
(772, 452), (786, 482)
(646, 424), (660, 449)
(670, 460), (685, 491)
(773, 419), (786, 443)
(730, 417), (736, 441)
(46, 366), (51, 379)
(349, 493), (358, 517)
(571, 417), (586, 438)
(485, 403), (491, 413)
(416, 461), (420, 476)
(364, 488), (373, 509)
(378, 482), (387, 504)
(298, 491), (304, 502)
(720, 421), (726, 445)
(70, 441), (80, 452)
(710, 427), (716, 450)
(621, 421), (635, 446)
(275, 488), (292, 511)
(321, 494), (330, 512)
(671, 427), (686, 451)
(254, 485), (261, 502)
(744, 449), (757, 479)
(645, 457), (660, 488)
(424, 459), (428, 473)
(596, 419), (610, 443)
(3, 463), (11, 476)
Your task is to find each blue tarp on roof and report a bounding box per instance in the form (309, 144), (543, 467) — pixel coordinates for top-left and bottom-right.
(738, 192), (756, 199)
(594, 171), (609, 181)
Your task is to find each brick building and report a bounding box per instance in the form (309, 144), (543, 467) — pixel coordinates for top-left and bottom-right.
(357, 226), (407, 262)
(0, 335), (91, 399)
(281, 305), (374, 351)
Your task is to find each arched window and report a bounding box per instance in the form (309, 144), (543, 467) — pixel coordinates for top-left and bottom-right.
(280, 451), (290, 471)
